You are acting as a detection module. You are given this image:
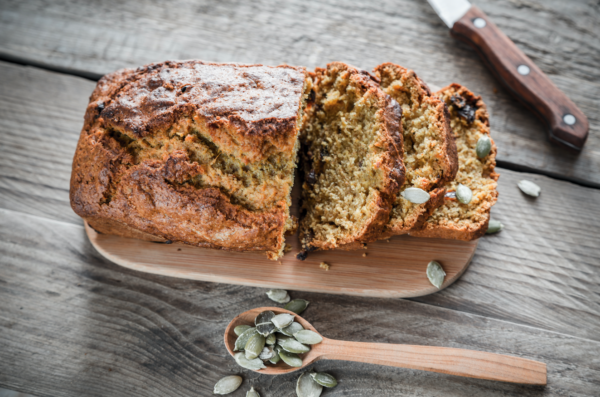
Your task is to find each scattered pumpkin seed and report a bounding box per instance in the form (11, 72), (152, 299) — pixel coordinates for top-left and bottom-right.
(234, 325), (252, 337)
(246, 386), (260, 397)
(310, 372), (337, 388)
(234, 328), (258, 351)
(255, 311), (276, 336)
(518, 180), (541, 197)
(265, 333), (277, 345)
(401, 187), (431, 204)
(293, 330), (323, 345)
(266, 289), (291, 304)
(486, 219), (504, 234)
(234, 352), (266, 371)
(245, 334), (266, 360)
(214, 375), (243, 395)
(271, 313), (294, 329)
(258, 346), (276, 361)
(426, 261), (446, 289)
(280, 338), (311, 354)
(476, 136), (492, 158)
(280, 321), (304, 337)
(279, 350), (303, 367)
(456, 184), (473, 204)
(296, 372), (323, 397)
(285, 299), (309, 315)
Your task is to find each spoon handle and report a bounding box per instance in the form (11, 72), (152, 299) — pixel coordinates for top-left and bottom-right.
(319, 339), (546, 385)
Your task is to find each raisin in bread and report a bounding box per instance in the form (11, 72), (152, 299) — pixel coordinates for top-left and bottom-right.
(374, 63), (458, 236)
(298, 62), (405, 254)
(411, 84), (499, 241)
(70, 60), (311, 259)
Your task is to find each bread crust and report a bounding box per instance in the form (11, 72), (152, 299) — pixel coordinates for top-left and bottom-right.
(410, 83), (499, 241)
(299, 62), (405, 252)
(70, 60), (308, 258)
(373, 63), (458, 237)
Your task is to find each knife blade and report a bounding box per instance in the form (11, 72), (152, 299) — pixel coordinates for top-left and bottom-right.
(427, 0), (589, 151)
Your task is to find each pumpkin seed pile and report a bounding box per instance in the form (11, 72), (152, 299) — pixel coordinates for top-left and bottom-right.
(231, 307), (321, 371)
(426, 260), (446, 289)
(296, 371), (338, 397)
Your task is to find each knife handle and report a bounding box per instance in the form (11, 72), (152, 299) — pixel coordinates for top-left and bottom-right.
(450, 6), (589, 151)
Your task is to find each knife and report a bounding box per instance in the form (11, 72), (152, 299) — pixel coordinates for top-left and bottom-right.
(427, 0), (589, 151)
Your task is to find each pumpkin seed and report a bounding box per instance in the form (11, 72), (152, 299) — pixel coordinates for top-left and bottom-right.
(234, 352), (266, 371)
(245, 334), (266, 360)
(426, 261), (446, 289)
(246, 387), (260, 397)
(310, 372), (337, 388)
(456, 184), (473, 204)
(276, 334), (293, 345)
(258, 346), (275, 361)
(235, 328), (258, 351)
(279, 350), (303, 367)
(285, 299), (309, 315)
(476, 136), (492, 158)
(266, 289), (291, 304)
(518, 180), (541, 197)
(214, 375), (243, 395)
(269, 351), (281, 364)
(280, 338), (311, 354)
(486, 219), (504, 234)
(271, 313), (294, 328)
(265, 333), (277, 345)
(255, 311), (276, 336)
(296, 372), (323, 397)
(234, 325), (252, 336)
(401, 187), (431, 204)
(293, 330), (323, 345)
(280, 321), (304, 337)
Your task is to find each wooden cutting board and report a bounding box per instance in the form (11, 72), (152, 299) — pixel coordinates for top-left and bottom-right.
(86, 222), (477, 298)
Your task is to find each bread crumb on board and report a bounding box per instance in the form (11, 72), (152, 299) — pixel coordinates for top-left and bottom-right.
(319, 262), (330, 271)
(362, 253), (367, 257)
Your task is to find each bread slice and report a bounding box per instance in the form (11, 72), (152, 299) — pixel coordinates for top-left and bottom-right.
(70, 60), (311, 259)
(411, 83), (499, 241)
(374, 63), (458, 236)
(297, 62), (405, 255)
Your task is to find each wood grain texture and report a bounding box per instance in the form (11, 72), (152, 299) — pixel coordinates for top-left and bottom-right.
(0, 61), (599, 342)
(85, 222), (478, 299)
(226, 307), (547, 384)
(1, 209), (598, 396)
(0, 0), (599, 185)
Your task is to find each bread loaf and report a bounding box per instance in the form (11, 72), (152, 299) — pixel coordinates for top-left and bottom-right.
(70, 60), (311, 259)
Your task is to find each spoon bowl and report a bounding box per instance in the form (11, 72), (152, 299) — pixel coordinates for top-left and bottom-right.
(224, 307), (547, 384)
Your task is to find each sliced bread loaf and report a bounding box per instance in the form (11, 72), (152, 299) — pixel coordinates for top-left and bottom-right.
(374, 63), (458, 236)
(411, 83), (499, 241)
(298, 62), (405, 254)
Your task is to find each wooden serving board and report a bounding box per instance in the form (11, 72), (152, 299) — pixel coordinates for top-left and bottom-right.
(85, 222), (478, 298)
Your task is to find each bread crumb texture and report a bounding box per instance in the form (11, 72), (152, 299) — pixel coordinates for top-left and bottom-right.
(299, 62), (404, 251)
(411, 84), (499, 241)
(70, 60), (311, 259)
(375, 63), (457, 235)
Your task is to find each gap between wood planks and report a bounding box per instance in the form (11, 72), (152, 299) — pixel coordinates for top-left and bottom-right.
(1, 54), (595, 190)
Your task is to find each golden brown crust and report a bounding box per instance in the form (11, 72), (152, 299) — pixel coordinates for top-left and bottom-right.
(373, 63), (458, 236)
(410, 83), (499, 241)
(70, 60), (308, 258)
(298, 62), (405, 252)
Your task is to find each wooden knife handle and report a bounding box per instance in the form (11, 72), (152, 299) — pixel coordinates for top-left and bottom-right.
(320, 338), (547, 385)
(451, 6), (589, 151)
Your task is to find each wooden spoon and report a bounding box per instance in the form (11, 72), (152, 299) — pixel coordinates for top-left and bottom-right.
(224, 307), (547, 385)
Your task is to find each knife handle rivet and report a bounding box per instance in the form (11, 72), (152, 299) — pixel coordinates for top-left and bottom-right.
(473, 18), (487, 28)
(517, 65), (530, 75)
(563, 114), (576, 125)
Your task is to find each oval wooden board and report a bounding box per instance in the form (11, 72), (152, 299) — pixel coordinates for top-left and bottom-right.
(85, 222), (478, 298)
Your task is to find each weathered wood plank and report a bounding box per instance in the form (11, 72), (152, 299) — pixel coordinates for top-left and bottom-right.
(0, 0), (599, 185)
(0, 208), (598, 396)
(1, 61), (599, 343)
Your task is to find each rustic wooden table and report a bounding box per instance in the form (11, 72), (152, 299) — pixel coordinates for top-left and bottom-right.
(0, 0), (599, 396)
